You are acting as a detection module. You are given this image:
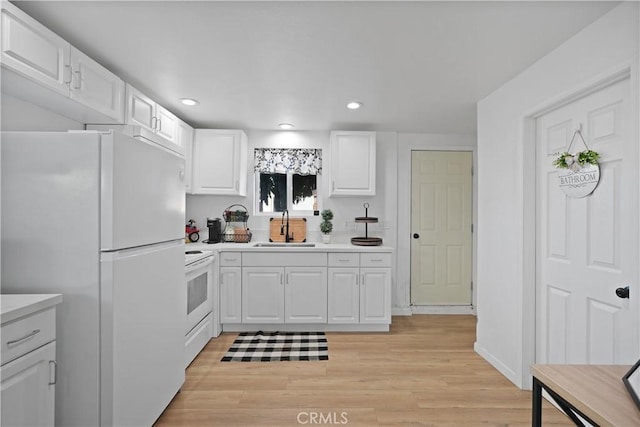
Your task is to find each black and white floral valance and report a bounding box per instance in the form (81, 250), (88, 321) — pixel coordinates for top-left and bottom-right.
(254, 148), (322, 175)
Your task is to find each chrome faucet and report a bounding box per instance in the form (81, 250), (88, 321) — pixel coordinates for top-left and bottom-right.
(280, 209), (293, 242)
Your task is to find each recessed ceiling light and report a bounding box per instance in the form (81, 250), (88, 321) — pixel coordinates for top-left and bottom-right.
(347, 101), (363, 110)
(278, 123), (294, 130)
(180, 98), (199, 106)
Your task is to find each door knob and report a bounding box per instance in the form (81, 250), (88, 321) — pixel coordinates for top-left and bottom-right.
(616, 286), (630, 299)
(413, 233), (420, 239)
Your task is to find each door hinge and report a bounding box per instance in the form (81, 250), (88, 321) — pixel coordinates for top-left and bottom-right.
(471, 281), (473, 293)
(471, 167), (474, 176)
(471, 224), (474, 233)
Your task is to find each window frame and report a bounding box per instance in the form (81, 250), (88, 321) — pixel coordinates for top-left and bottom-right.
(254, 171), (321, 216)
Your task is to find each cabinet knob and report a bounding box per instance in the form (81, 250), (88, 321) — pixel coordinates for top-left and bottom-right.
(413, 233), (420, 239)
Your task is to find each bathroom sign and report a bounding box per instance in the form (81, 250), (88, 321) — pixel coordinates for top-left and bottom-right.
(557, 163), (600, 198)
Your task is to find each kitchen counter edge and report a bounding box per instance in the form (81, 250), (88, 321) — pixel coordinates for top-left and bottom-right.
(186, 242), (394, 253)
(1, 294), (63, 325)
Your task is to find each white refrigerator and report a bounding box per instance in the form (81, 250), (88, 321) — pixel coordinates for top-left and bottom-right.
(1, 130), (186, 426)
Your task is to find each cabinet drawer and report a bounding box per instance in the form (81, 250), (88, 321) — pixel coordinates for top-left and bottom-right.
(219, 252), (242, 266)
(360, 253), (392, 268)
(243, 252), (327, 267)
(1, 307), (56, 366)
(328, 253), (360, 267)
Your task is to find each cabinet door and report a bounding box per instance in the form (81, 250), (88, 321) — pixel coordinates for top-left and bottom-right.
(0, 341), (56, 427)
(125, 84), (156, 131)
(155, 104), (178, 144)
(327, 267), (359, 324)
(69, 46), (124, 123)
(360, 268), (391, 324)
(285, 267), (327, 323)
(242, 267), (284, 323)
(192, 130), (247, 196)
(1, 3), (70, 96)
(220, 267), (242, 323)
(329, 131), (376, 196)
(177, 120), (195, 193)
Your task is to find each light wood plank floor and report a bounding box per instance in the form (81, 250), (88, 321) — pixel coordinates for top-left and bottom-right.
(155, 315), (571, 426)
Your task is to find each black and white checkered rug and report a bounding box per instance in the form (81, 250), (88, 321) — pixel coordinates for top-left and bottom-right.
(221, 331), (329, 362)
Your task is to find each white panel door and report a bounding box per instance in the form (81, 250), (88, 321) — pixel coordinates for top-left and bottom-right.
(328, 268), (360, 323)
(101, 132), (185, 250)
(536, 78), (637, 365)
(0, 341), (56, 427)
(242, 267), (284, 323)
(284, 267), (327, 323)
(69, 46), (124, 122)
(329, 131), (376, 196)
(178, 120), (195, 192)
(1, 3), (70, 96)
(410, 151), (473, 305)
(220, 267), (242, 323)
(155, 105), (178, 144)
(125, 84), (156, 132)
(360, 268), (392, 324)
(192, 130), (247, 195)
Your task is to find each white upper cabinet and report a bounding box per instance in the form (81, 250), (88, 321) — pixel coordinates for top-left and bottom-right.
(1, 3), (69, 95)
(155, 104), (178, 144)
(0, 2), (125, 123)
(192, 129), (248, 196)
(126, 84), (156, 130)
(69, 46), (124, 122)
(125, 84), (178, 144)
(329, 131), (376, 197)
(177, 120), (195, 192)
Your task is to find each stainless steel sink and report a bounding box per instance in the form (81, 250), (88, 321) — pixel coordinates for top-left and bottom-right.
(252, 242), (316, 248)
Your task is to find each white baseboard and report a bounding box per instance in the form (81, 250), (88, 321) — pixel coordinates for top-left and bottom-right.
(474, 341), (520, 388)
(411, 305), (476, 315)
(392, 307), (412, 316)
(221, 323), (390, 332)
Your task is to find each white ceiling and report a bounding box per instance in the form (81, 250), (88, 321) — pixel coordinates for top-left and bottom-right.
(13, 1), (618, 133)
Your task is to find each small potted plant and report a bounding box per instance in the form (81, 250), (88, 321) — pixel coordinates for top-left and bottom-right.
(320, 209), (333, 244)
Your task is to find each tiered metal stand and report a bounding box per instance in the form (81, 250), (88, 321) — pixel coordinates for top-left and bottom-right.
(351, 203), (383, 246)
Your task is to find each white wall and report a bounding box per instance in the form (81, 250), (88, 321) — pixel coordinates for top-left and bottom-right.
(187, 130), (397, 243)
(476, 2), (639, 389)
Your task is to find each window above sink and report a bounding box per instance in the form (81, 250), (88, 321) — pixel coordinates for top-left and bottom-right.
(253, 148), (322, 216)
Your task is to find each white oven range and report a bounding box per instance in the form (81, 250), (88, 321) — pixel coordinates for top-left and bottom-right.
(185, 250), (216, 368)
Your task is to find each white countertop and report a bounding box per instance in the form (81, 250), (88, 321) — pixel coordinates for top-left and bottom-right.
(185, 241), (394, 253)
(1, 294), (63, 324)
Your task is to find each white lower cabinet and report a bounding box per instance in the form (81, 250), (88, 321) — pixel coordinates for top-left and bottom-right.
(0, 341), (56, 427)
(218, 250), (391, 330)
(220, 266), (242, 323)
(284, 267), (327, 323)
(327, 268), (359, 323)
(242, 267), (284, 323)
(328, 253), (392, 324)
(360, 268), (392, 324)
(1, 296), (62, 427)
(327, 268), (391, 324)
(242, 266), (327, 324)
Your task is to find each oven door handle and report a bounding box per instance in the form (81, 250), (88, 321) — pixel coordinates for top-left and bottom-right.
(186, 257), (212, 272)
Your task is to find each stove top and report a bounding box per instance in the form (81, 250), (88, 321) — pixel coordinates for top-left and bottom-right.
(185, 250), (213, 266)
